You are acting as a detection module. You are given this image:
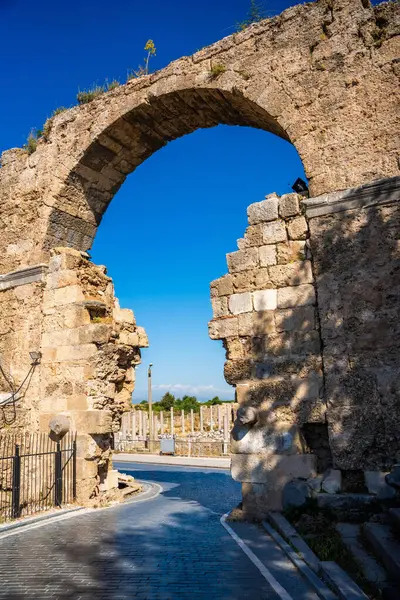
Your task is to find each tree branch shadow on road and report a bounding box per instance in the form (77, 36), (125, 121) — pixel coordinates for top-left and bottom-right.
(1, 474), (273, 600)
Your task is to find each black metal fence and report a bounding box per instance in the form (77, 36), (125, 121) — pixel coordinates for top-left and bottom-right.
(0, 433), (76, 522)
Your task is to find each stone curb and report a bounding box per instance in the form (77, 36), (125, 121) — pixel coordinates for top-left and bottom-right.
(0, 506), (84, 535)
(114, 453), (231, 469)
(265, 512), (369, 600)
(262, 520), (337, 600)
(0, 481), (160, 538)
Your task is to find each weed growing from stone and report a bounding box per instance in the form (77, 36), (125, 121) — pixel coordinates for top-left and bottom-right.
(237, 0), (266, 31)
(77, 85), (106, 105)
(24, 130), (40, 154)
(210, 63), (227, 79)
(127, 39), (157, 80)
(106, 80), (120, 91)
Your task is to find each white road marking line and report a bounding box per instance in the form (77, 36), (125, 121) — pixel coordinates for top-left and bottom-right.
(220, 513), (294, 600)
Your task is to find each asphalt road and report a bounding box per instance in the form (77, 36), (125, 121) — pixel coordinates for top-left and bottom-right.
(0, 462), (320, 599)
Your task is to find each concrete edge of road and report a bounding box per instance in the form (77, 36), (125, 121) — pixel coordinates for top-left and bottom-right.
(0, 480), (162, 540)
(263, 518), (369, 600)
(222, 513), (339, 600)
(114, 452), (231, 469)
(261, 520), (337, 600)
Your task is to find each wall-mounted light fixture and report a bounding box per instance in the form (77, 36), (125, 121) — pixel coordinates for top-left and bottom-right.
(292, 177), (309, 197)
(29, 351), (42, 365)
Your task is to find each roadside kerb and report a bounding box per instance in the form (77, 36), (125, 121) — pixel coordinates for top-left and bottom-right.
(262, 519), (337, 600)
(115, 452), (231, 469)
(265, 512), (369, 600)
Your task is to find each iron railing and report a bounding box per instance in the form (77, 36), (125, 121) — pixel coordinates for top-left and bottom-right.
(0, 433), (76, 521)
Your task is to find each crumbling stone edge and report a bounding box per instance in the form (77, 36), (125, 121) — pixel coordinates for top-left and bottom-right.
(0, 481), (161, 539)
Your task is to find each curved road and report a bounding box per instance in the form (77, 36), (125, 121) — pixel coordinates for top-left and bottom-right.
(0, 462), (320, 599)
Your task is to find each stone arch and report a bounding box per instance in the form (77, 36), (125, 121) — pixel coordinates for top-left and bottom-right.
(44, 88), (295, 253)
(0, 0), (399, 509)
(0, 0), (393, 270)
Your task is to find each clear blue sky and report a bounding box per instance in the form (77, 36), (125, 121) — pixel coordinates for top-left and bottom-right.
(1, 0), (313, 401)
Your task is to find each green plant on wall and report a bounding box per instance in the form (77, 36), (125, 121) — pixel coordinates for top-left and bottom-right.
(237, 0), (266, 31)
(128, 39), (157, 80)
(24, 129), (40, 155)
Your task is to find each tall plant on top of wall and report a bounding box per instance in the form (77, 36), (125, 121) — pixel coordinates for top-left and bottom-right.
(128, 39), (157, 80)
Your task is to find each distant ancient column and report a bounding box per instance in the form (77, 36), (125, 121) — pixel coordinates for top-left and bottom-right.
(210, 406), (213, 431)
(223, 413), (229, 455)
(132, 411), (137, 440)
(200, 406), (203, 432)
(181, 410), (185, 434)
(160, 411), (164, 434)
(191, 409), (194, 434)
(218, 406), (222, 430)
(171, 407), (174, 435)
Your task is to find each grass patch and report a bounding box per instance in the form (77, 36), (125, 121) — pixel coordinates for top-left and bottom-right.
(287, 507), (378, 599)
(77, 85), (106, 105)
(209, 63), (226, 79)
(106, 79), (120, 91)
(24, 130), (39, 155)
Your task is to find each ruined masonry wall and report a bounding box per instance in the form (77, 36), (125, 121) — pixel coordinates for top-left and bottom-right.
(209, 192), (321, 512)
(309, 200), (400, 472)
(0, 0), (399, 274)
(0, 282), (43, 430)
(27, 248), (147, 501)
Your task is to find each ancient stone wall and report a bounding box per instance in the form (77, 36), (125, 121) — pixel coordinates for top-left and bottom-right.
(209, 177), (400, 515)
(209, 192), (323, 512)
(0, 0), (399, 512)
(305, 178), (400, 473)
(0, 0), (398, 273)
(39, 248), (148, 499)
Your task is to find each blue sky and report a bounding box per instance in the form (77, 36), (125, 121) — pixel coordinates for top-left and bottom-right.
(0, 0), (311, 401)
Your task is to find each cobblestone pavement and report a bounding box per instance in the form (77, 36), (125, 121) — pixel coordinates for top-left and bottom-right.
(0, 463), (319, 599)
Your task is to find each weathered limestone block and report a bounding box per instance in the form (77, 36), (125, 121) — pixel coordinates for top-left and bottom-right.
(274, 306), (316, 332)
(276, 241), (306, 264)
(244, 225), (263, 247)
(210, 275), (233, 297)
(114, 302), (135, 325)
(73, 410), (113, 434)
(268, 261), (313, 287)
(253, 289), (277, 311)
(228, 292), (252, 315)
(208, 316), (238, 340)
(247, 196), (279, 225)
(232, 270), (258, 292)
(227, 248), (258, 273)
(278, 194), (301, 218)
(99, 469), (119, 492)
(287, 216), (308, 240)
(136, 326), (149, 347)
(224, 359), (253, 384)
(262, 221), (287, 244)
(76, 457), (99, 480)
(211, 296), (229, 318)
(231, 421), (303, 456)
(277, 284), (316, 308)
(46, 269), (79, 290)
(43, 285), (84, 308)
(118, 331), (139, 346)
(231, 453), (316, 484)
(238, 310), (276, 336)
(259, 245), (277, 267)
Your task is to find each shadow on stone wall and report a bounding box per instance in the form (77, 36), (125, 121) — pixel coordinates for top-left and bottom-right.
(309, 197), (400, 472)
